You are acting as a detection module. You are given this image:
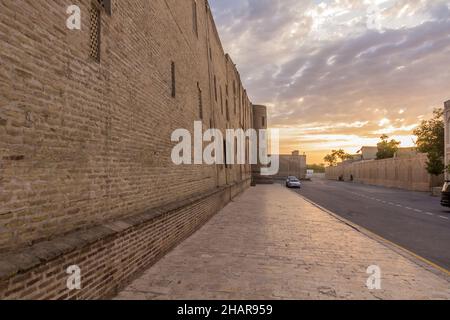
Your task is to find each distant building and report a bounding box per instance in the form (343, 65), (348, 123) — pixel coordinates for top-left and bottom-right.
(355, 146), (418, 161)
(250, 106), (308, 183)
(272, 151), (307, 180)
(357, 146), (378, 160)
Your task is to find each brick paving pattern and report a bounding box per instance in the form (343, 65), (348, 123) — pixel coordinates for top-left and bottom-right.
(116, 185), (450, 300)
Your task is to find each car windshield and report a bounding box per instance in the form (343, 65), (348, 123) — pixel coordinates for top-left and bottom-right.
(290, 179), (299, 182)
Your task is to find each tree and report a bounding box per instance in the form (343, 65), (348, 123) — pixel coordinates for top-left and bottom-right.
(425, 151), (445, 176)
(376, 134), (400, 159)
(324, 149), (353, 166)
(413, 108), (445, 176)
(324, 154), (337, 167)
(331, 149), (353, 162)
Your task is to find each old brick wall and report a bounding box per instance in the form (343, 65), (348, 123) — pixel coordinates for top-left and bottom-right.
(0, 181), (249, 299)
(0, 0), (253, 251)
(325, 154), (442, 192)
(0, 0), (254, 298)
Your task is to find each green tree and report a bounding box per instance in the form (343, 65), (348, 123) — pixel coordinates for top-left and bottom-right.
(331, 149), (353, 162)
(376, 134), (400, 159)
(324, 149), (353, 166)
(324, 154), (337, 167)
(413, 108), (445, 176)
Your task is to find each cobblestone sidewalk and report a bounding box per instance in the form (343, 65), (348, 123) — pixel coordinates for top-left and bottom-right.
(115, 185), (450, 300)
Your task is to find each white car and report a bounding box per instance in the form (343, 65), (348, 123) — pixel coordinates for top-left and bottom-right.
(286, 177), (302, 188)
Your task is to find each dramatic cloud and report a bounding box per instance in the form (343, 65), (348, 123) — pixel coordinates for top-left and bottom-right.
(210, 0), (450, 163)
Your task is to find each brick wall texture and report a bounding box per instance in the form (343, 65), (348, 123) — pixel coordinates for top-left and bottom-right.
(325, 154), (442, 192)
(0, 0), (254, 299)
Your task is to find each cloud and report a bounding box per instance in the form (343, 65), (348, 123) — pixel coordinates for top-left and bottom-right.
(210, 0), (450, 162)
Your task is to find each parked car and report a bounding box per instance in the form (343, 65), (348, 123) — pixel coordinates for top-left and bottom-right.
(286, 176), (296, 183)
(441, 181), (450, 207)
(286, 177), (302, 188)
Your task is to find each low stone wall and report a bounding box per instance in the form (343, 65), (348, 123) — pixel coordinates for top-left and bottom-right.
(325, 154), (443, 192)
(0, 179), (250, 300)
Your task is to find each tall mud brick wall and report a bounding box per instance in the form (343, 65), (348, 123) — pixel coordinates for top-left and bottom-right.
(0, 0), (254, 299)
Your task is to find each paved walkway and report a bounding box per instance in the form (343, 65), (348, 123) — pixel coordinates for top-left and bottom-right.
(115, 185), (450, 300)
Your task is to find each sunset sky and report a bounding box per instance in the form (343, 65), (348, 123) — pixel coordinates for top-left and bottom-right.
(210, 0), (450, 163)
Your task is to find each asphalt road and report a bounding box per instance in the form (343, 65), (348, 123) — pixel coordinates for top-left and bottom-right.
(290, 178), (450, 271)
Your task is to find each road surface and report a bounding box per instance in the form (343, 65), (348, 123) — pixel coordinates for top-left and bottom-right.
(291, 178), (450, 271)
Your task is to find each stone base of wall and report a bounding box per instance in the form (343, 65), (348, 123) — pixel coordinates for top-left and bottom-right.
(252, 177), (274, 185)
(0, 179), (250, 300)
(251, 174), (274, 185)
